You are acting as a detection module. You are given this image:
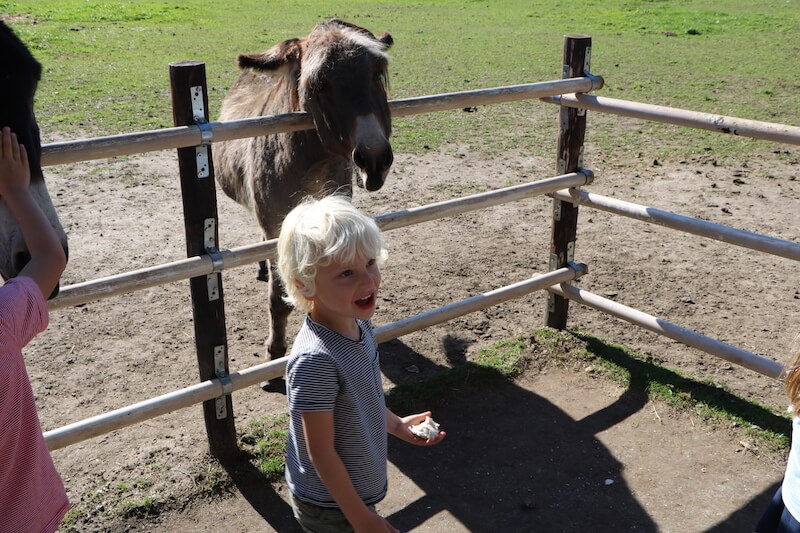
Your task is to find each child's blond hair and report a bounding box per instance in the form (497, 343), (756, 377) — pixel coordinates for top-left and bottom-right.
(785, 335), (800, 414)
(277, 195), (388, 314)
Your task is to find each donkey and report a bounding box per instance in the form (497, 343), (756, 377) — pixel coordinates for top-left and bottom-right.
(0, 21), (69, 298)
(214, 19), (394, 366)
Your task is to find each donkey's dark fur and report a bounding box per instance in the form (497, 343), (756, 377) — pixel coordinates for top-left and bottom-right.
(214, 19), (394, 362)
(0, 21), (68, 297)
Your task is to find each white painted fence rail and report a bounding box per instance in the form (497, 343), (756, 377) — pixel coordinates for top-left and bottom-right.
(548, 283), (785, 379)
(49, 171), (593, 310)
(41, 77), (601, 166)
(544, 93), (800, 145)
(550, 188), (800, 262)
(45, 264), (587, 451)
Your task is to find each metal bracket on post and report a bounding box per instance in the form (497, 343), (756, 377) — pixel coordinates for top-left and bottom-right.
(213, 345), (232, 419)
(204, 218), (221, 301)
(547, 254), (559, 312)
(553, 200), (562, 221)
(191, 85), (211, 178)
(584, 46), (592, 75)
(577, 46), (592, 117)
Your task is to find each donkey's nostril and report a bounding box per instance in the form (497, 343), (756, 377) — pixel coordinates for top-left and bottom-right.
(353, 148), (367, 170)
(383, 149), (393, 169)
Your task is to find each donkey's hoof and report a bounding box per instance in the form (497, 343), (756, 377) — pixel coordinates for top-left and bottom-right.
(265, 343), (287, 360)
(259, 377), (286, 394)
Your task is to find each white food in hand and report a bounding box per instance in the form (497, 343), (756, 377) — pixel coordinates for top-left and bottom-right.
(409, 416), (441, 439)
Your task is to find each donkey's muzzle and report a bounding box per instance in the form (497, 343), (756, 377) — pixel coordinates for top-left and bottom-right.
(353, 141), (393, 192)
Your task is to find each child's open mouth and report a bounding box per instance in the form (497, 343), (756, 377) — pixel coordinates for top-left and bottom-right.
(355, 293), (375, 309)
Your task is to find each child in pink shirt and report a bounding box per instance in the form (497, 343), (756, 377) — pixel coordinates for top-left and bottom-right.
(0, 127), (69, 532)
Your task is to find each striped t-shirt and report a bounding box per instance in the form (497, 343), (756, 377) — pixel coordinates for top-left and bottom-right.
(285, 317), (388, 508)
(0, 276), (69, 533)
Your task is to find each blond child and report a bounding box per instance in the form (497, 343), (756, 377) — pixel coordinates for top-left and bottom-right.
(278, 195), (445, 533)
(0, 126), (69, 532)
(757, 337), (800, 532)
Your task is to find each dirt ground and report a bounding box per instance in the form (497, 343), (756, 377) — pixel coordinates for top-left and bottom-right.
(25, 128), (799, 531)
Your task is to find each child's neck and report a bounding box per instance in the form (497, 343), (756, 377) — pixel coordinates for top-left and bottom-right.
(310, 311), (361, 341)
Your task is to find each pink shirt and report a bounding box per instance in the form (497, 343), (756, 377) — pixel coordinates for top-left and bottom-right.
(0, 277), (69, 533)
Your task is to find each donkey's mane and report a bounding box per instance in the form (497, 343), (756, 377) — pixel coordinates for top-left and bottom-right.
(301, 20), (390, 88)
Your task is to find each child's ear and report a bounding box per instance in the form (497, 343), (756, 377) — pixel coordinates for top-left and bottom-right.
(294, 278), (314, 299)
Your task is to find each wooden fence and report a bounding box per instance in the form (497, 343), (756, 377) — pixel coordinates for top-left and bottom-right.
(41, 36), (800, 460)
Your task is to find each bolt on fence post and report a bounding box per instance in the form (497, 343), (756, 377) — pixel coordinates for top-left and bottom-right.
(169, 60), (238, 461)
(546, 35), (591, 330)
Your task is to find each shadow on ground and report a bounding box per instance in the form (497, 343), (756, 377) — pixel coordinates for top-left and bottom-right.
(216, 332), (785, 531)
(380, 336), (657, 531)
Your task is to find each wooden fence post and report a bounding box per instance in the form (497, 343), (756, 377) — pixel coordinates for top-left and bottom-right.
(546, 35), (591, 329)
(169, 60), (237, 461)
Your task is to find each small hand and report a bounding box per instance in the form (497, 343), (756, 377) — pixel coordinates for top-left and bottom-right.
(400, 411), (446, 446)
(0, 127), (31, 198)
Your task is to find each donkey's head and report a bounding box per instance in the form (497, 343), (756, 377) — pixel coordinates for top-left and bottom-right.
(0, 22), (69, 298)
(238, 19), (394, 192)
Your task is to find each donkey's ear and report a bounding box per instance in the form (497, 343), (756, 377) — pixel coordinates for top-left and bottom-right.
(376, 32), (393, 49)
(237, 38), (303, 71)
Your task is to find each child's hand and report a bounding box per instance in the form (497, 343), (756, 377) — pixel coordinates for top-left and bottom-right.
(397, 411), (446, 446)
(0, 127), (31, 199)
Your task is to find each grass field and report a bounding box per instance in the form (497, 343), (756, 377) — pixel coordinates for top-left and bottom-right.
(2, 0), (799, 158)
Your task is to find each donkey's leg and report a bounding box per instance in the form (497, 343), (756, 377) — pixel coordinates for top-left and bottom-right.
(261, 259), (292, 392)
(257, 260), (269, 282)
(265, 259), (292, 360)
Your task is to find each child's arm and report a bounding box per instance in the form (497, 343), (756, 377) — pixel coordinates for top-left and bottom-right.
(0, 127), (66, 298)
(301, 411), (398, 533)
(387, 409), (446, 445)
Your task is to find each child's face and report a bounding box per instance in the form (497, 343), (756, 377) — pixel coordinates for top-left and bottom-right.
(307, 253), (382, 332)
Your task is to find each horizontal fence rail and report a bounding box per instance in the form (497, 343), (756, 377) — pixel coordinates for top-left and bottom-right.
(548, 283), (785, 379)
(44, 264), (586, 451)
(41, 77), (601, 166)
(544, 94), (800, 145)
(37, 50), (796, 459)
(49, 170), (592, 311)
(550, 188), (800, 262)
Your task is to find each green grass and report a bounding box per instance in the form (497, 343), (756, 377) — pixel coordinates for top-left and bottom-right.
(2, 0), (798, 160)
(60, 475), (165, 530)
(570, 330), (792, 452)
(387, 328), (791, 451)
(238, 414), (290, 481)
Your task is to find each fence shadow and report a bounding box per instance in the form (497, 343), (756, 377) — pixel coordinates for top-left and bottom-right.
(219, 451), (303, 533)
(575, 331), (792, 441)
(215, 331), (783, 531)
(379, 336), (658, 531)
(380, 332), (787, 531)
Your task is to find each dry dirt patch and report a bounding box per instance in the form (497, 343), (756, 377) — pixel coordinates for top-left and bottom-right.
(27, 142), (799, 531)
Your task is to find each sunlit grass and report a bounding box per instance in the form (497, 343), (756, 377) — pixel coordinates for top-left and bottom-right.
(1, 0), (796, 159)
